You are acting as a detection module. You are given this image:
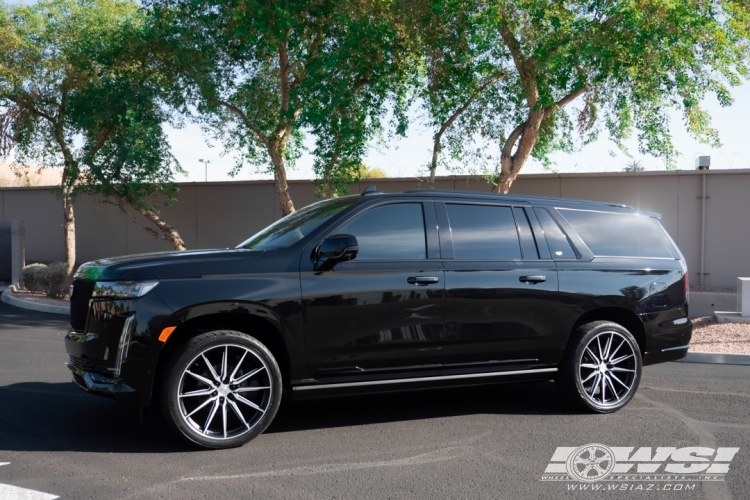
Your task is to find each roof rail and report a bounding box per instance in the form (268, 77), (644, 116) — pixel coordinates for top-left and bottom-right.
(361, 185), (382, 196)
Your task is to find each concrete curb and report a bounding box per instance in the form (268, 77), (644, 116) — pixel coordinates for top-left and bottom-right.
(1, 284), (69, 316)
(678, 351), (750, 366)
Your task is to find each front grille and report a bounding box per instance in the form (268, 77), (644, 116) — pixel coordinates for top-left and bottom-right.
(68, 355), (115, 374)
(70, 280), (95, 331)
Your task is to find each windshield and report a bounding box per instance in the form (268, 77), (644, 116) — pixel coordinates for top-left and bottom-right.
(237, 196), (359, 250)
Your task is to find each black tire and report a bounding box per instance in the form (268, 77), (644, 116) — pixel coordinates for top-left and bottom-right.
(556, 321), (642, 413)
(160, 330), (282, 449)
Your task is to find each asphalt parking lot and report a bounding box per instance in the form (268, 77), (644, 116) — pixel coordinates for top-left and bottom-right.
(1, 299), (749, 500)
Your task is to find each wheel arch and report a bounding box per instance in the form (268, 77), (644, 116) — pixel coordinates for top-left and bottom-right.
(570, 307), (646, 355)
(152, 311), (293, 404)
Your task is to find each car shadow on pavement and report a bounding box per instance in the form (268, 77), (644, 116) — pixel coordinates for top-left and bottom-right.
(0, 381), (194, 454)
(268, 380), (575, 435)
(0, 379), (575, 453)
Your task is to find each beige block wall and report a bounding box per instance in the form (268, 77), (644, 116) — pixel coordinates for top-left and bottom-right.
(2, 170), (749, 286)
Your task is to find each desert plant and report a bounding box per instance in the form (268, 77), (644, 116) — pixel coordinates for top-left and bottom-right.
(34, 262), (68, 299)
(20, 263), (47, 292)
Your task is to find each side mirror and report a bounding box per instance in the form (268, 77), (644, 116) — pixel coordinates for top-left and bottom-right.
(315, 234), (359, 271)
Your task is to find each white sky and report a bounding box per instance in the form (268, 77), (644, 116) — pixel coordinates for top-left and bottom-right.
(170, 82), (750, 183)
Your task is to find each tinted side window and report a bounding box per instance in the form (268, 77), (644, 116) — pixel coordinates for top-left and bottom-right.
(337, 203), (426, 260)
(446, 204), (521, 260)
(558, 209), (674, 258)
(534, 208), (577, 259)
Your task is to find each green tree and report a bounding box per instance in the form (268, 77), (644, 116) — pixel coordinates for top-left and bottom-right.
(431, 0), (750, 192)
(0, 0), (187, 270)
(410, 0), (504, 188)
(151, 0), (412, 214)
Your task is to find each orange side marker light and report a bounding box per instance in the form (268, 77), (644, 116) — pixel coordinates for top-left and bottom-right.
(159, 326), (177, 343)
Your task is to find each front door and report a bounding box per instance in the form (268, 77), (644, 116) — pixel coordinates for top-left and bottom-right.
(437, 203), (559, 370)
(301, 202), (445, 379)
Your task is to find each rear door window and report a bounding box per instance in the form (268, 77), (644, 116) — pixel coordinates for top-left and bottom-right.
(446, 204), (522, 260)
(558, 209), (674, 258)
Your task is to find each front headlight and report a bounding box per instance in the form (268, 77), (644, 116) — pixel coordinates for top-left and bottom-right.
(93, 280), (159, 299)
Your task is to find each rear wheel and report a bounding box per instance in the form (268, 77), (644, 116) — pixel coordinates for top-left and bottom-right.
(557, 321), (642, 413)
(161, 330), (282, 449)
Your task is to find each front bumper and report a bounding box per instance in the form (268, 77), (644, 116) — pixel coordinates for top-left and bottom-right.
(68, 363), (138, 403)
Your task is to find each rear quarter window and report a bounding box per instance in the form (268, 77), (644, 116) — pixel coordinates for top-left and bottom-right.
(558, 209), (674, 258)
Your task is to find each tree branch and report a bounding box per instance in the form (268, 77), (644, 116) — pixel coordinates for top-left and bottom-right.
(544, 86), (588, 118)
(208, 97), (269, 147)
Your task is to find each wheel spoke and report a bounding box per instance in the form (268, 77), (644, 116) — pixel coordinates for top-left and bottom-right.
(580, 363), (599, 369)
(228, 399), (251, 430)
(609, 371), (630, 390)
(605, 375), (620, 401)
(611, 367), (635, 373)
(220, 346), (228, 382)
(202, 354), (221, 383)
(581, 371), (598, 384)
(611, 353), (634, 365)
(222, 400), (228, 439)
(608, 339), (624, 361)
(179, 388), (214, 398)
(589, 373), (601, 397)
(229, 350), (248, 383)
(585, 347), (601, 364)
(596, 336), (605, 362)
(235, 393), (265, 414)
(203, 399), (220, 434)
(185, 395), (216, 419)
(234, 386), (271, 393)
(603, 334), (613, 361)
(185, 370), (214, 387)
(600, 372), (606, 403)
(233, 366), (265, 384)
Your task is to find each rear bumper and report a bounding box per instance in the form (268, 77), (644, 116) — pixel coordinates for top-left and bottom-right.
(643, 316), (692, 366)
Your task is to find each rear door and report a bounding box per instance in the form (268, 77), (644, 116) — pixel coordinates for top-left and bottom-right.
(437, 202), (559, 370)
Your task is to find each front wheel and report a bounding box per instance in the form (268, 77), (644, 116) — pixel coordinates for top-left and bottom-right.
(557, 321), (642, 413)
(161, 330), (282, 449)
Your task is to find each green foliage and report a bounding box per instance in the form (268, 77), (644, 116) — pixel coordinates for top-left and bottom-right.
(0, 0), (182, 229)
(21, 263), (47, 292)
(35, 262), (69, 298)
(422, 0), (750, 187)
(149, 0), (413, 209)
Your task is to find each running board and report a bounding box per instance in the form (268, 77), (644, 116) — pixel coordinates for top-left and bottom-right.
(292, 367), (558, 391)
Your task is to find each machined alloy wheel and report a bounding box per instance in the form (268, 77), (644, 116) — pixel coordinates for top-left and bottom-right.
(557, 321), (642, 413)
(162, 330), (282, 449)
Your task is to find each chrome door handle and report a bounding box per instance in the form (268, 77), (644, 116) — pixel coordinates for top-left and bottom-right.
(519, 275), (546, 284)
(407, 276), (440, 285)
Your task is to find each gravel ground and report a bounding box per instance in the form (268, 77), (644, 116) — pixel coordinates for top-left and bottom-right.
(9, 289), (68, 307)
(690, 285), (737, 293)
(690, 315), (750, 354)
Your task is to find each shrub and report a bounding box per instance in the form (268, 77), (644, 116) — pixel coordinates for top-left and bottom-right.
(35, 262), (69, 298)
(21, 263), (47, 292)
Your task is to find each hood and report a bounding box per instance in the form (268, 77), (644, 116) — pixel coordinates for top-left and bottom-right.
(75, 248), (266, 281)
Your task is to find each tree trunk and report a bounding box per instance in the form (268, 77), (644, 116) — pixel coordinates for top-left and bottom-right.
(61, 186), (76, 276)
(268, 140), (295, 216)
(121, 199), (186, 251)
(428, 137), (440, 188)
(492, 110), (545, 193)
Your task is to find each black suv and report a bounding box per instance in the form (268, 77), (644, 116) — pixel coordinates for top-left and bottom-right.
(65, 188), (691, 448)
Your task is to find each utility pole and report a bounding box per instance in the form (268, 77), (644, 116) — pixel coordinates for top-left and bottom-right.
(198, 159), (210, 182)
